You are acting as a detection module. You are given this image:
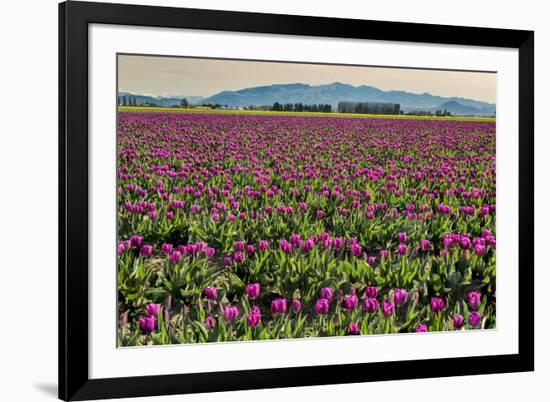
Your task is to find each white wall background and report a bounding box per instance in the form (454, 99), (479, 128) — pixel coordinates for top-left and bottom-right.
(0, 0), (546, 401)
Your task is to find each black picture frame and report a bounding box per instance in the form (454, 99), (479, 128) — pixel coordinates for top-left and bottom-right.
(59, 1), (534, 400)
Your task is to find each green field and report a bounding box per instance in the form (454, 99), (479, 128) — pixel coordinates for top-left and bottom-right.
(118, 106), (496, 122)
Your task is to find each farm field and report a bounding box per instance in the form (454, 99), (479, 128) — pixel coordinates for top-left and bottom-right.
(117, 110), (496, 346)
(118, 106), (497, 122)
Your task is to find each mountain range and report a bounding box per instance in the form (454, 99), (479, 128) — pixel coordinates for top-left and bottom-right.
(119, 82), (496, 116)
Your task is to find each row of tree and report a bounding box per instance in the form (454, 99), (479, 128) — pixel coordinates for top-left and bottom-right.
(119, 96), (139, 106)
(271, 102), (332, 113)
(337, 101), (401, 115)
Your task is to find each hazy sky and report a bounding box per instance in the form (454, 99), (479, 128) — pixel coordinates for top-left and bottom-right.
(118, 54), (496, 103)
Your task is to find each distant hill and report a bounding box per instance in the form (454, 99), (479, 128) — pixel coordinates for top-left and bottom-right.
(119, 83), (495, 116)
(118, 92), (203, 107)
(429, 100), (495, 116)
(202, 83), (495, 115)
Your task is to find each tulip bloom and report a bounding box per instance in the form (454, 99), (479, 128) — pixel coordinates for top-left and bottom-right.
(420, 240), (430, 251)
(397, 243), (407, 255)
(205, 315), (216, 330)
(320, 287), (334, 301)
(292, 299), (301, 313)
(246, 306), (261, 327)
(415, 324), (428, 333)
(348, 322), (359, 335)
(203, 287), (218, 300)
(161, 243), (173, 255)
(393, 289), (408, 306)
(468, 311), (481, 327)
(129, 235), (143, 249)
(245, 283), (260, 300)
(145, 303), (161, 317)
(223, 305), (239, 322)
(365, 286), (378, 299)
(473, 244), (486, 256)
(351, 243), (362, 256)
(332, 237), (344, 250)
(314, 298), (330, 314)
(140, 244), (153, 257)
(258, 240), (269, 252)
(467, 291), (481, 310)
(169, 250), (182, 264)
(343, 294), (359, 310)
(381, 300), (395, 317)
(138, 315), (155, 334)
(430, 297), (445, 313)
(234, 240), (245, 252)
(233, 251), (244, 263)
(279, 239), (292, 254)
(270, 298), (287, 314)
(453, 314), (464, 329)
(397, 232), (407, 243)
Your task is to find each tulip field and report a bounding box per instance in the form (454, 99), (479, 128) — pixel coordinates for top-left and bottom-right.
(117, 110), (496, 346)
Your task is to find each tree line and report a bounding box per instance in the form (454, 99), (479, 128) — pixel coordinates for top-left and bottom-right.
(337, 101), (400, 115)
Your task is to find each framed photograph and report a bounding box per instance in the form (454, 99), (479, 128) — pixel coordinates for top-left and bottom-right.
(59, 1), (534, 400)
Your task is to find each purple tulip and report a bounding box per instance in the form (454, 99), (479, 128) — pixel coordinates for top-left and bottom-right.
(203, 287), (218, 300)
(246, 244), (255, 255)
(332, 237), (344, 250)
(279, 239), (292, 254)
(234, 240), (245, 252)
(292, 299), (301, 313)
(365, 286), (378, 299)
(316, 210), (325, 219)
(393, 289), (408, 306)
(397, 243), (407, 255)
(467, 291), (482, 309)
(320, 287), (334, 301)
(351, 243), (362, 256)
(460, 237), (471, 250)
(145, 303), (161, 317)
(381, 300), (395, 317)
(314, 298), (330, 314)
(138, 315), (155, 334)
(205, 315), (216, 330)
(223, 256), (233, 266)
(420, 240), (430, 251)
(468, 311), (481, 327)
(473, 244), (486, 256)
(258, 240), (269, 252)
(348, 322), (360, 335)
(270, 298), (287, 314)
(117, 242), (126, 255)
(234, 251), (244, 263)
(415, 324), (428, 333)
(246, 306), (261, 327)
(453, 314), (464, 329)
(397, 232), (407, 243)
(290, 233), (302, 248)
(204, 247), (215, 257)
(129, 235), (143, 249)
(223, 305), (239, 322)
(169, 250), (182, 264)
(161, 243), (173, 255)
(430, 297), (445, 313)
(245, 283), (260, 300)
(140, 244), (153, 257)
(302, 239), (315, 252)
(343, 294), (359, 310)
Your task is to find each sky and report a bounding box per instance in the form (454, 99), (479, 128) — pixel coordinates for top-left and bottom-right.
(118, 54), (496, 104)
